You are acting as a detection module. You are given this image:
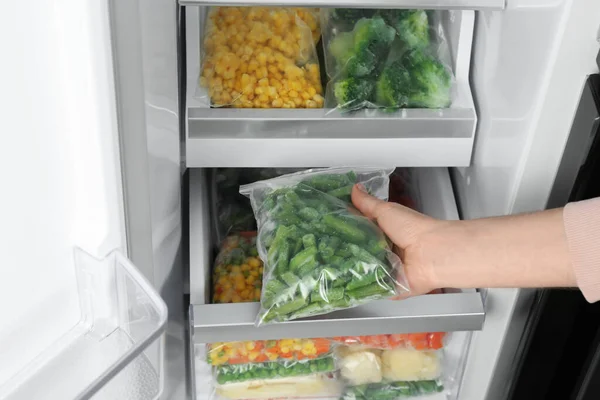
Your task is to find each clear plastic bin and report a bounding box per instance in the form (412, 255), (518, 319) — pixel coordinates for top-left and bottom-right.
(0, 248), (168, 400)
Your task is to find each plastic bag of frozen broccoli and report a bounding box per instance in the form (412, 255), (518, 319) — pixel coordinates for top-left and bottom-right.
(239, 167), (409, 326)
(321, 8), (455, 112)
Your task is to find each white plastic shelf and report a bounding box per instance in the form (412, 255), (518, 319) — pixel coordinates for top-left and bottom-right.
(184, 7), (477, 168)
(188, 167), (485, 343)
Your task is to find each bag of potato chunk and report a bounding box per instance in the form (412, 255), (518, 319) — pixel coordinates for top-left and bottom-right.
(198, 7), (325, 109)
(336, 338), (446, 400)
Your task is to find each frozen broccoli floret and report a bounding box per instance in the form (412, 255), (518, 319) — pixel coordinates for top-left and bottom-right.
(375, 50), (452, 109)
(377, 9), (403, 26)
(334, 77), (375, 110)
(394, 10), (430, 49)
(328, 17), (396, 77)
(331, 8), (377, 25)
(403, 49), (452, 108)
(328, 32), (361, 72)
(352, 17), (396, 63)
(374, 59), (411, 108)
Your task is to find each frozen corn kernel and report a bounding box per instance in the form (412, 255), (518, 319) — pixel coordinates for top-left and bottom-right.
(201, 6), (322, 108)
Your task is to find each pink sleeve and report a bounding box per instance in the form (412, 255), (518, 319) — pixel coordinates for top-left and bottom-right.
(564, 197), (600, 302)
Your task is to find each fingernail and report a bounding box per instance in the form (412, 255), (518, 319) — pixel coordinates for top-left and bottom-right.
(356, 183), (367, 193)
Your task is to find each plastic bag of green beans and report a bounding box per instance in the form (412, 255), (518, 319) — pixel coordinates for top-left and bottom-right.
(240, 167), (409, 326)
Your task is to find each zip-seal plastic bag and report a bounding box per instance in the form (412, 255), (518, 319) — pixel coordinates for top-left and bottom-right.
(321, 9), (455, 112)
(340, 381), (444, 400)
(213, 372), (342, 399)
(214, 355), (337, 385)
(336, 339), (445, 399)
(212, 233), (263, 304)
(207, 338), (332, 366)
(198, 7), (325, 109)
(196, 342), (342, 400)
(333, 333), (447, 351)
(213, 168), (304, 243)
(240, 167), (409, 326)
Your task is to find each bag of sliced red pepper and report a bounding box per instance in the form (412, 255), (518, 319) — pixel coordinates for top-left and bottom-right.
(332, 332), (446, 350)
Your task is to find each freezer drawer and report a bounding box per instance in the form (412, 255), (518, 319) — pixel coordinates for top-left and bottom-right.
(184, 6), (478, 167)
(188, 167), (485, 344)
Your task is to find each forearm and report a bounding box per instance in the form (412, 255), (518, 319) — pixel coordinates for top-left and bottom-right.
(428, 208), (576, 289)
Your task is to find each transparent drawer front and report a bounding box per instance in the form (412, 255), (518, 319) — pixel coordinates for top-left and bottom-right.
(0, 249), (168, 400)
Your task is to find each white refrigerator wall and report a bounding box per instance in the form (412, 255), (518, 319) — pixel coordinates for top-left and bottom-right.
(0, 0), (124, 388)
(454, 1), (600, 399)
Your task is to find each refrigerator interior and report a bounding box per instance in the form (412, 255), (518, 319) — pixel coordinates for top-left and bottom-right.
(2, 0), (600, 399)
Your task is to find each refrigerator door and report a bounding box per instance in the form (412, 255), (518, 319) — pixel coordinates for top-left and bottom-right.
(452, 1), (600, 399)
(508, 73), (600, 400)
(0, 2), (167, 399)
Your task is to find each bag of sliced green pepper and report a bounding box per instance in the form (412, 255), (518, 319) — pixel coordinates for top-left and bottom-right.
(240, 167), (409, 326)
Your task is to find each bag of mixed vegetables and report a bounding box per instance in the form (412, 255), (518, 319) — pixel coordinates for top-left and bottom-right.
(240, 167), (409, 326)
(198, 7), (324, 109)
(336, 336), (445, 400)
(212, 233), (263, 304)
(321, 8), (455, 112)
(207, 338), (332, 366)
(212, 344), (339, 399)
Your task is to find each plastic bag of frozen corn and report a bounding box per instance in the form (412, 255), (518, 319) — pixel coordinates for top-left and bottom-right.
(198, 7), (324, 109)
(240, 167), (409, 326)
(212, 233), (263, 304)
(336, 336), (446, 400)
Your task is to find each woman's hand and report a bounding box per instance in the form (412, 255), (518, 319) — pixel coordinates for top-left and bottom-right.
(352, 184), (456, 296)
(351, 184), (577, 294)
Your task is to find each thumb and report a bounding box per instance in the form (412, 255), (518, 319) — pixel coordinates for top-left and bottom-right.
(351, 184), (432, 248)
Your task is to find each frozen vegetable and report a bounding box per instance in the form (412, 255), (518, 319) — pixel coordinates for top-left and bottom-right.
(239, 167), (408, 326)
(327, 17), (395, 78)
(340, 380), (443, 400)
(330, 8), (377, 27)
(333, 333), (446, 350)
(215, 356), (336, 384)
(338, 347), (383, 386)
(321, 9), (454, 111)
(215, 373), (342, 399)
(394, 10), (430, 50)
(376, 49), (452, 109)
(381, 348), (441, 382)
(207, 338), (332, 365)
(336, 339), (444, 400)
(199, 7), (324, 108)
(212, 233), (263, 304)
(336, 344), (442, 385)
(214, 168), (304, 240)
(333, 77), (376, 111)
